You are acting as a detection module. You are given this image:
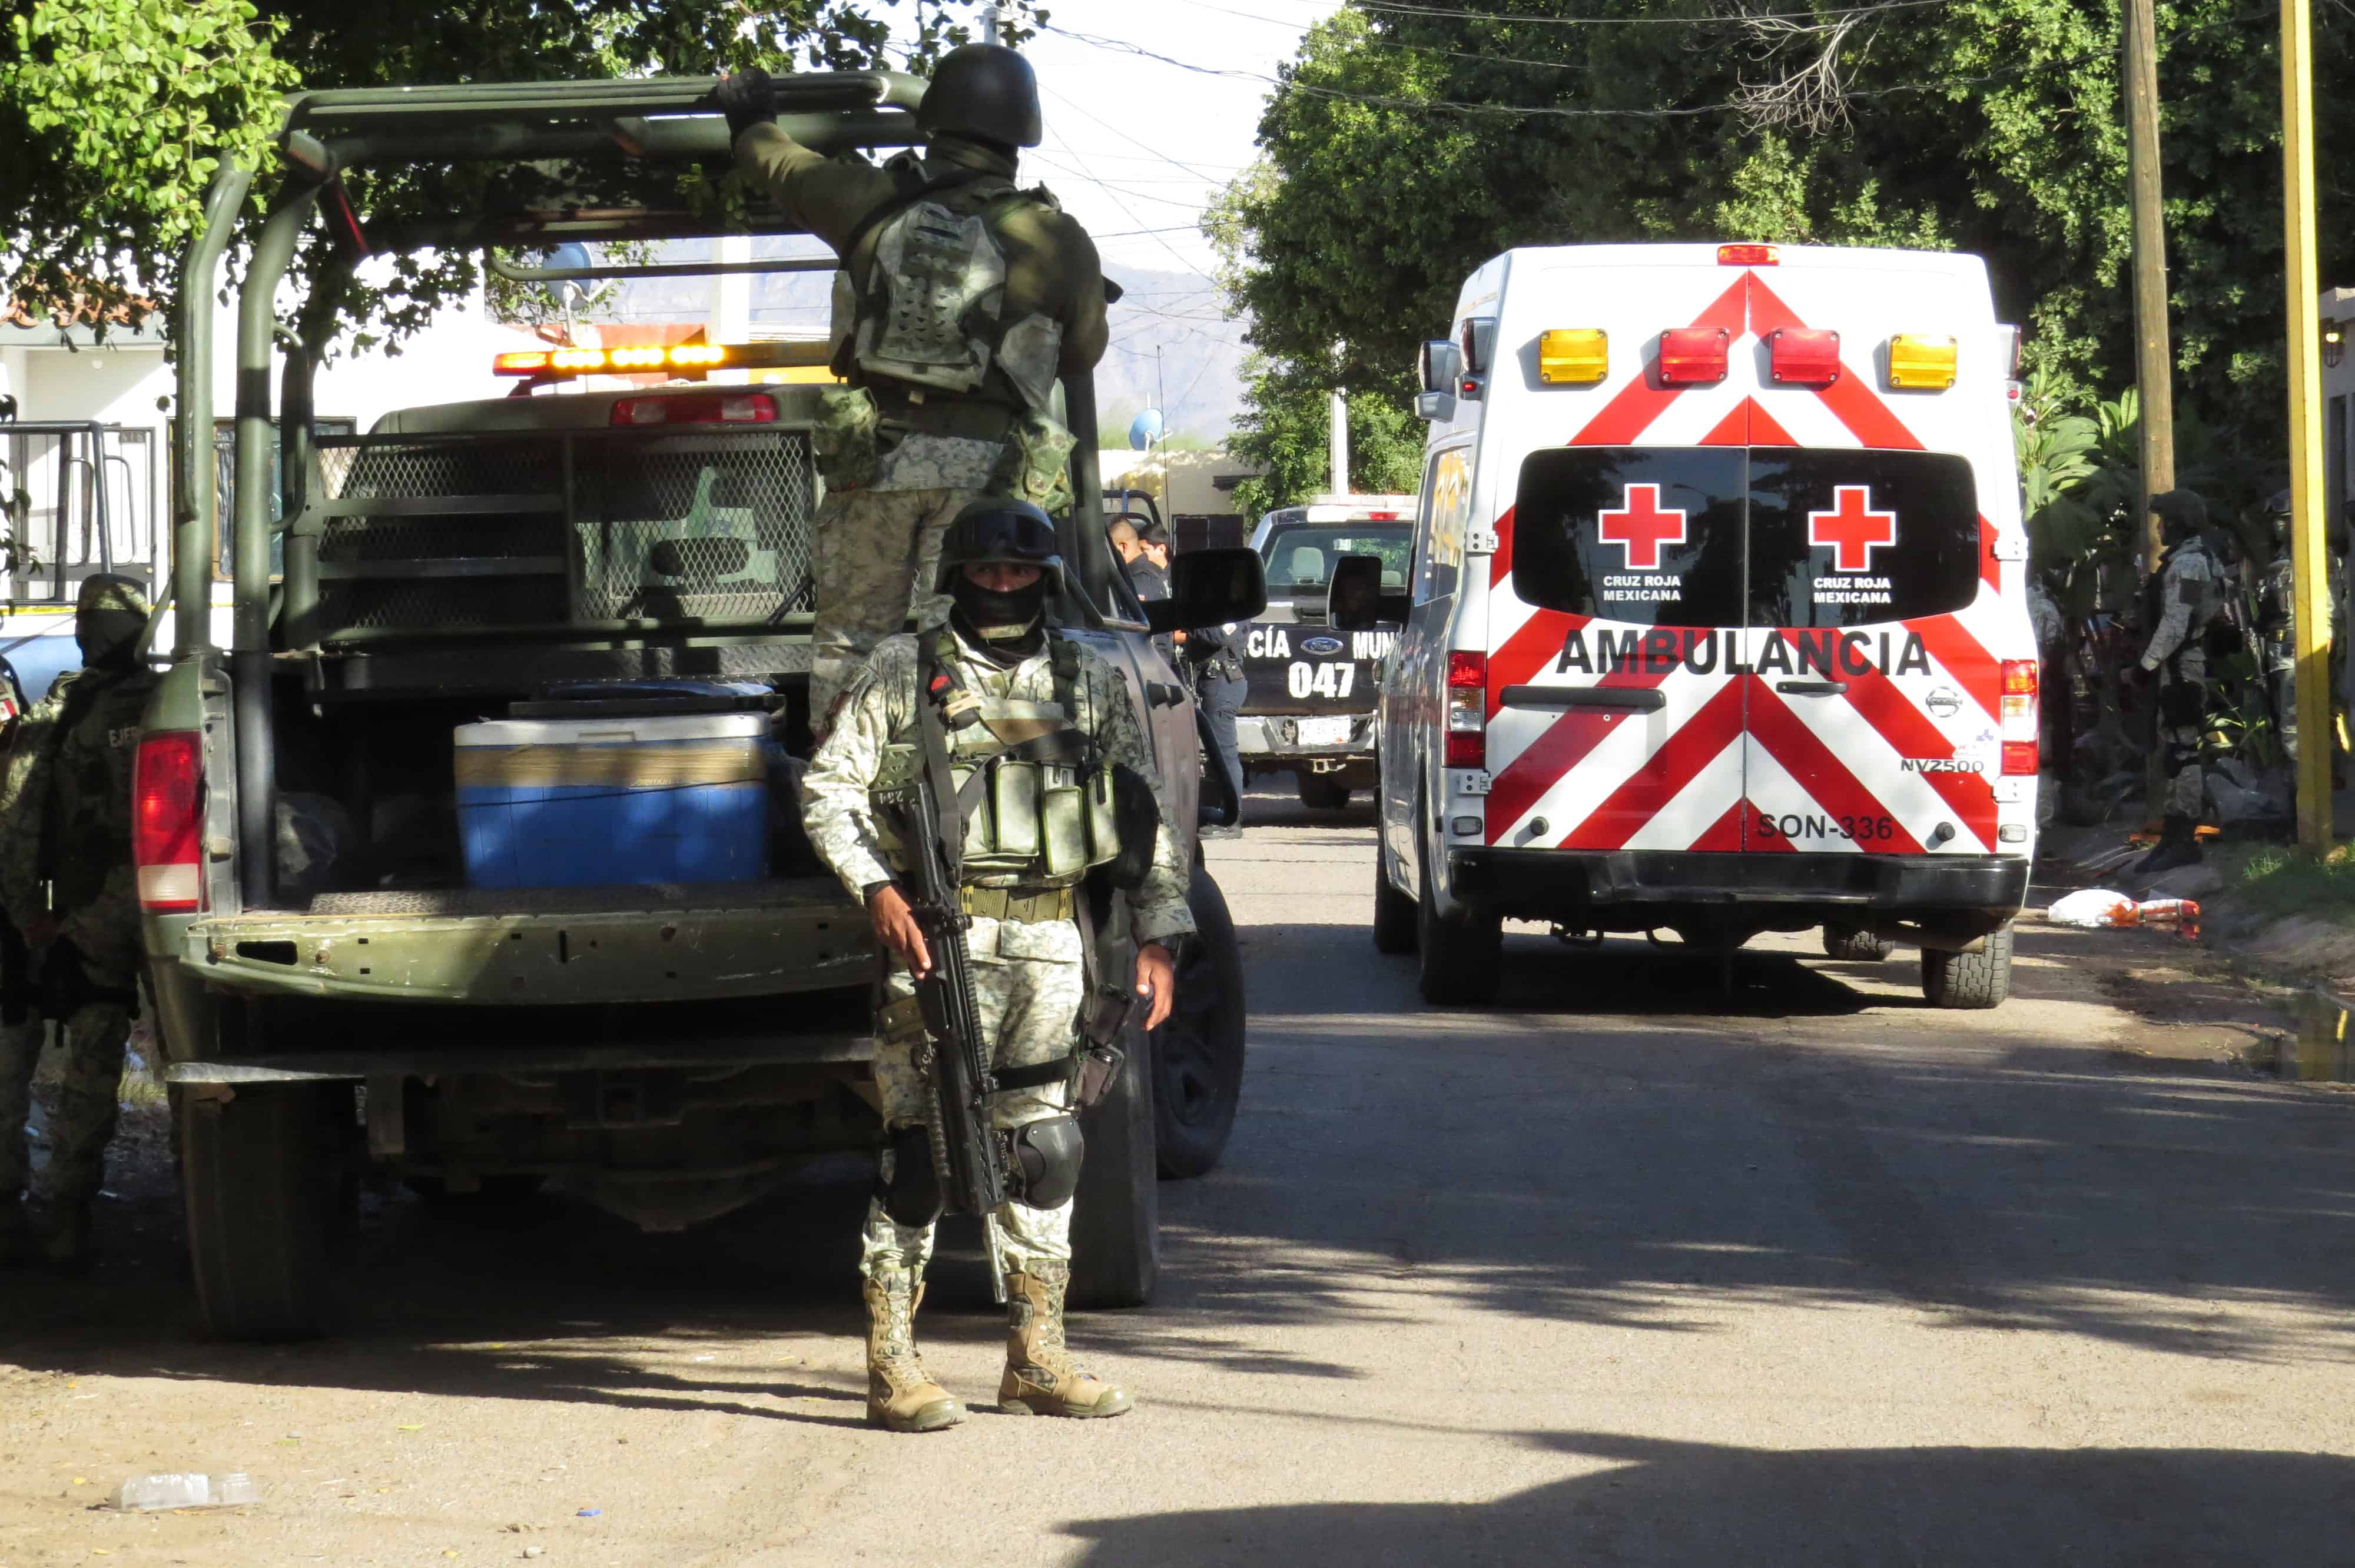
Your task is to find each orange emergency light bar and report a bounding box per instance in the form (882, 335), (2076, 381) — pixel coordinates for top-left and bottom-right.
(492, 341), (812, 378)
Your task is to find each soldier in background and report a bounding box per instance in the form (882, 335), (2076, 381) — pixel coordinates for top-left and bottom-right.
(2130, 491), (2227, 874)
(718, 46), (1110, 729)
(2254, 490), (2300, 770)
(0, 576), (158, 1269)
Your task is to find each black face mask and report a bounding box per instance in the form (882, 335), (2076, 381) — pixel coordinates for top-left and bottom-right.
(949, 573), (1045, 640)
(76, 611), (144, 670)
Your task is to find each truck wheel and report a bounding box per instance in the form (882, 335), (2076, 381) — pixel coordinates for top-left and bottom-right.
(1298, 771), (1352, 810)
(1920, 921), (2014, 1009)
(178, 1081), (343, 1340)
(1153, 864), (1248, 1179)
(1821, 925), (1895, 963)
(1372, 836), (1417, 955)
(1415, 819), (1501, 1005)
(1069, 997), (1160, 1310)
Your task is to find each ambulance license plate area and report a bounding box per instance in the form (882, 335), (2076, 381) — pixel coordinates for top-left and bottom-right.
(1296, 716), (1352, 746)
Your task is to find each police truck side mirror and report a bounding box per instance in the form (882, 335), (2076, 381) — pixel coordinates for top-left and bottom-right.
(1419, 338), (1463, 394)
(1328, 553), (1408, 630)
(1146, 547), (1266, 635)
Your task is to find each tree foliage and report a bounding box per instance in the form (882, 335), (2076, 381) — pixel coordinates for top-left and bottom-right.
(0, 0), (1019, 344)
(1212, 0), (2355, 487)
(1228, 358), (1425, 517)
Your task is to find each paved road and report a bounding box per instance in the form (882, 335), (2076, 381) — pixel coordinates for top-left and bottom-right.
(6, 786), (2355, 1565)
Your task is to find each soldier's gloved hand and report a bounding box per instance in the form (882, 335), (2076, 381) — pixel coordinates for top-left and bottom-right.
(712, 68), (776, 138)
(1134, 942), (1176, 1032)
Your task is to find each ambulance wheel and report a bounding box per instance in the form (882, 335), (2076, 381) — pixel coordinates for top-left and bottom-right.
(1153, 864), (1247, 1180)
(1298, 771), (1352, 810)
(1822, 925), (1895, 963)
(1070, 991), (1160, 1310)
(1372, 836), (1417, 955)
(1416, 822), (1501, 1005)
(178, 1081), (343, 1340)
(1920, 922), (2014, 1010)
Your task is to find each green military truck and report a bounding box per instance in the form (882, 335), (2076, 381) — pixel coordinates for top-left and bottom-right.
(137, 72), (1259, 1337)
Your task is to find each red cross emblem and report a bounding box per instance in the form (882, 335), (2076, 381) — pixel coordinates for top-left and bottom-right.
(1597, 484), (1688, 570)
(1807, 486), (1898, 573)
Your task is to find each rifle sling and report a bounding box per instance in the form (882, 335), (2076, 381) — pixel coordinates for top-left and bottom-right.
(916, 638), (965, 879)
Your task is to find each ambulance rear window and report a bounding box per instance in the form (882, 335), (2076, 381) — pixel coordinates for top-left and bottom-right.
(1511, 447), (1982, 628)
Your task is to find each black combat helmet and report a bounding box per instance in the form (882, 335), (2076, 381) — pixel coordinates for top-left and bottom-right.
(2148, 488), (2209, 543)
(935, 497), (1064, 593)
(917, 44), (1042, 150)
(75, 573), (150, 669)
(2267, 487), (2294, 544)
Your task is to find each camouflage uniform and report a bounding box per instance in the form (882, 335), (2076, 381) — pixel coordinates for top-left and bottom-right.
(735, 124), (1109, 725)
(801, 616), (1191, 1422)
(2138, 532), (2224, 819)
(0, 576), (155, 1260)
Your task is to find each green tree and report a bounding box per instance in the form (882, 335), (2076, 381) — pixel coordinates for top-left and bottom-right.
(1228, 356), (1424, 519)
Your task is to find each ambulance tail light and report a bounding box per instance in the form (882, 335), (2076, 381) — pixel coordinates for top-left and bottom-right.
(1717, 244), (1779, 266)
(1538, 328), (1609, 384)
(1999, 659), (2038, 773)
(134, 731), (204, 913)
(1767, 327), (1841, 387)
(610, 393), (778, 426)
(1445, 650), (1487, 770)
(1657, 327), (1730, 386)
(1887, 333), (1959, 390)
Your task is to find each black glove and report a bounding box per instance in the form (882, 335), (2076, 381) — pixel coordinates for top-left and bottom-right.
(712, 68), (776, 139)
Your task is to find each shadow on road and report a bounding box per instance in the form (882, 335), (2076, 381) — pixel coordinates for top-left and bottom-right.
(1057, 1431), (2355, 1564)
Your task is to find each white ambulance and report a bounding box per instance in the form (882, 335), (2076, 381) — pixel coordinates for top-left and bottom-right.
(1338, 242), (2037, 1009)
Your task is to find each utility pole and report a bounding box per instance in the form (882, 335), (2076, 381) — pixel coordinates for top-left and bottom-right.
(2283, 0), (2334, 851)
(2123, 0), (2177, 573)
(980, 4), (1001, 44)
(1328, 388), (1349, 497)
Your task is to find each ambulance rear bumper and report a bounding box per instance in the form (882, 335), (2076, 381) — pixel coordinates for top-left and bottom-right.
(1447, 849), (2029, 929)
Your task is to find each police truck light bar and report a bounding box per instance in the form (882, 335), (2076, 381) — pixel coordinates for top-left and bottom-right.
(1886, 333), (1959, 390)
(1717, 244), (1780, 266)
(492, 341), (807, 378)
(1445, 650), (1487, 770)
(1538, 328), (1609, 385)
(1657, 327), (1730, 386)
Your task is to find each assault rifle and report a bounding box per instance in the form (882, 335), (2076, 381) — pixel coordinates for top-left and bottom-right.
(873, 770), (1009, 1219)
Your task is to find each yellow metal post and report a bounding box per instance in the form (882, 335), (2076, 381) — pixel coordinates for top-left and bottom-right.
(2283, 0), (2334, 852)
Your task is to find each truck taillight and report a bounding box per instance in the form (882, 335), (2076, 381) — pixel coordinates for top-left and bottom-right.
(134, 731), (203, 912)
(1999, 659), (2038, 773)
(1445, 650), (1486, 770)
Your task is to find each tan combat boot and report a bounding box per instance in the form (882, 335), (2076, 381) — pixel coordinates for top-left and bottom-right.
(998, 1260), (1133, 1418)
(861, 1270), (964, 1433)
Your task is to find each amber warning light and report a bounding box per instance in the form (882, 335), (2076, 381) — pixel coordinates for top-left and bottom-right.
(494, 341), (811, 378)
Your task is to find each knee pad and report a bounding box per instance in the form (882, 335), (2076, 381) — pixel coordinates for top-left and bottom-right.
(1009, 1115), (1084, 1210)
(879, 1124), (944, 1228)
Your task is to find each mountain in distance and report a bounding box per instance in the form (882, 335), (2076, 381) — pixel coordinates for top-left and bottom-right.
(597, 242), (1249, 444)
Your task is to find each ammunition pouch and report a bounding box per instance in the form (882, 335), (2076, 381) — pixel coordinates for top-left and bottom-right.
(985, 411), (1077, 519)
(812, 385), (883, 490)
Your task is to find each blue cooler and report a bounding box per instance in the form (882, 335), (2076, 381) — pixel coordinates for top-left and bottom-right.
(455, 713), (771, 888)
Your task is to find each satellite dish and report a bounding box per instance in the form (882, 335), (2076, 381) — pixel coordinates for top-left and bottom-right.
(1127, 408), (1165, 451)
(544, 242), (592, 307)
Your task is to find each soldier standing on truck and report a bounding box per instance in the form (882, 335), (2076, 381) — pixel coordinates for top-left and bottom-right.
(717, 46), (1111, 729)
(0, 576), (157, 1270)
(2131, 490), (2227, 875)
(800, 499), (1190, 1432)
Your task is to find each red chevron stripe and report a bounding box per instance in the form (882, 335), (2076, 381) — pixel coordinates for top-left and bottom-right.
(1482, 656), (1676, 835)
(1836, 661), (1999, 848)
(1742, 677), (1926, 853)
(1687, 798), (1749, 852)
(1568, 277), (1747, 447)
(1486, 607), (1581, 721)
(1746, 275), (1926, 451)
(1907, 612), (2001, 719)
(1555, 678), (1744, 850)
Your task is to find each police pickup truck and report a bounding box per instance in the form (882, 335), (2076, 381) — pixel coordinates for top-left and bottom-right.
(1236, 497), (1412, 809)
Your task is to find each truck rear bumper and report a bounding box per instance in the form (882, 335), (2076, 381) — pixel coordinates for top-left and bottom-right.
(1236, 713), (1375, 761)
(1448, 848), (2030, 929)
(174, 879), (873, 1006)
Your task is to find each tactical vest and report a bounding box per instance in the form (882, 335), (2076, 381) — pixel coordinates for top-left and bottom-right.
(2140, 537), (2227, 667)
(873, 630), (1119, 889)
(838, 160), (1066, 415)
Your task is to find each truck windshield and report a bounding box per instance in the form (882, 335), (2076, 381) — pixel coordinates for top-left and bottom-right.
(1510, 447), (1981, 629)
(1261, 524), (1412, 592)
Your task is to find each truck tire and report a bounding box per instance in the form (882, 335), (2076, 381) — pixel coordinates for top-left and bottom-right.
(1415, 817), (1501, 1005)
(1069, 999), (1160, 1310)
(1298, 771), (1352, 810)
(178, 1081), (343, 1340)
(1372, 836), (1417, 955)
(1821, 925), (1896, 963)
(1920, 921), (2014, 1009)
(1153, 864), (1248, 1180)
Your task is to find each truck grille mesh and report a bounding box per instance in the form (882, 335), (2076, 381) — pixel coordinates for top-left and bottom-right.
(310, 430), (817, 637)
